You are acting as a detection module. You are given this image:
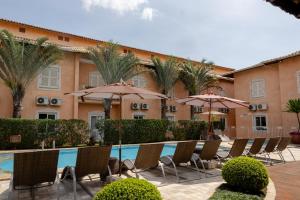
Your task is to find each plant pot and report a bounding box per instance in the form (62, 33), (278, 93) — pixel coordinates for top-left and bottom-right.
(290, 132), (300, 144)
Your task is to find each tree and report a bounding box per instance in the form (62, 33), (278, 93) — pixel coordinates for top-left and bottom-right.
(151, 57), (179, 119)
(0, 30), (62, 118)
(88, 42), (139, 119)
(179, 59), (218, 119)
(286, 98), (300, 132)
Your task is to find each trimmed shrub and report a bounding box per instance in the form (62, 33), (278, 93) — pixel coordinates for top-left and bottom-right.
(98, 119), (169, 145)
(0, 118), (89, 149)
(94, 178), (162, 200)
(222, 156), (269, 192)
(170, 120), (208, 140)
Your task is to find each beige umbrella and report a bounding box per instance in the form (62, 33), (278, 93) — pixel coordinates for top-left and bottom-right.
(201, 111), (226, 115)
(66, 81), (167, 175)
(177, 93), (249, 138)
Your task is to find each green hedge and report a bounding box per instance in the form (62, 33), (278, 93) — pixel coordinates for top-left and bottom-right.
(97, 119), (207, 144)
(170, 120), (208, 140)
(98, 119), (169, 145)
(94, 178), (162, 200)
(0, 118), (89, 149)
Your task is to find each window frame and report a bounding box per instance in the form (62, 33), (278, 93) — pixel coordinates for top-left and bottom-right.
(131, 75), (147, 88)
(89, 71), (104, 88)
(250, 79), (265, 98)
(36, 110), (59, 120)
(167, 87), (176, 99)
(132, 112), (145, 119)
(252, 114), (268, 132)
(38, 65), (61, 90)
(296, 71), (300, 93)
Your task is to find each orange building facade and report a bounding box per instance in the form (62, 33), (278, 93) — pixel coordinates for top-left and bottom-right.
(0, 19), (236, 137)
(225, 51), (300, 138)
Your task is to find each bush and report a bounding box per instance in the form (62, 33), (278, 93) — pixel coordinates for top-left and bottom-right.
(98, 119), (169, 145)
(222, 157), (269, 193)
(170, 120), (208, 140)
(0, 118), (89, 149)
(94, 178), (162, 200)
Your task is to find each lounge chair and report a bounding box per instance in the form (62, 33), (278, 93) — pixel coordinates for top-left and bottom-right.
(191, 140), (221, 176)
(217, 139), (249, 161)
(259, 137), (281, 165)
(122, 143), (165, 179)
(246, 138), (266, 157)
(8, 150), (59, 200)
(160, 140), (199, 182)
(273, 137), (295, 163)
(214, 129), (230, 142)
(61, 146), (112, 200)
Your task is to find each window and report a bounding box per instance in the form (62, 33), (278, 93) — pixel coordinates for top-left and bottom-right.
(89, 71), (104, 87)
(58, 35), (64, 40)
(19, 27), (26, 33)
(133, 112), (145, 119)
(38, 65), (60, 89)
(88, 112), (105, 130)
(297, 71), (300, 93)
(38, 112), (57, 120)
(167, 87), (175, 99)
(131, 75), (147, 88)
(166, 115), (175, 121)
(253, 115), (267, 131)
(64, 37), (70, 42)
(251, 79), (265, 98)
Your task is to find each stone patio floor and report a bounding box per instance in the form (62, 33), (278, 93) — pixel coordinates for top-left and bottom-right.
(0, 143), (299, 200)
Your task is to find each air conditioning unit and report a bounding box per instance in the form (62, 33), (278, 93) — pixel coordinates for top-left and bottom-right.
(170, 105), (177, 112)
(193, 106), (203, 113)
(257, 103), (268, 111)
(249, 104), (257, 111)
(50, 98), (63, 106)
(36, 96), (49, 106)
(162, 105), (169, 112)
(140, 103), (149, 110)
(131, 103), (140, 110)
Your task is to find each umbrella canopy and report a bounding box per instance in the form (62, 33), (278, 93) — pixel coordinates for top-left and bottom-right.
(177, 93), (249, 137)
(66, 81), (166, 100)
(201, 111), (226, 115)
(177, 94), (248, 108)
(66, 81), (167, 175)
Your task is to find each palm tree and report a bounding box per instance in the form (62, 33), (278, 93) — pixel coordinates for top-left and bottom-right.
(0, 30), (62, 118)
(286, 98), (300, 133)
(179, 59), (218, 119)
(88, 42), (139, 119)
(151, 57), (179, 119)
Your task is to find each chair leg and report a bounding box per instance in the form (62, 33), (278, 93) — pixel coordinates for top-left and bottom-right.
(8, 176), (13, 200)
(56, 172), (60, 200)
(191, 158), (203, 179)
(287, 148), (296, 161)
(158, 161), (166, 179)
(70, 167), (77, 200)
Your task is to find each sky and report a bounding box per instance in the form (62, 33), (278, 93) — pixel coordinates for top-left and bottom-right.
(0, 0), (299, 69)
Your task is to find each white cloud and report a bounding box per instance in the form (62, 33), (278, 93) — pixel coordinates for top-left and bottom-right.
(141, 7), (155, 21)
(81, 0), (147, 13)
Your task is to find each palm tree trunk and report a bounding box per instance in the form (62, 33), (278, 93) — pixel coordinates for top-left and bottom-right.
(190, 106), (195, 120)
(297, 113), (300, 133)
(104, 98), (112, 119)
(161, 98), (167, 120)
(12, 92), (24, 118)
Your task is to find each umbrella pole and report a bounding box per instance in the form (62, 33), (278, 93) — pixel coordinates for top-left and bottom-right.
(118, 95), (122, 176)
(208, 99), (212, 137)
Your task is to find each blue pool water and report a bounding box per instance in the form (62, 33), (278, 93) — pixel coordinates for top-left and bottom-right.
(0, 144), (179, 173)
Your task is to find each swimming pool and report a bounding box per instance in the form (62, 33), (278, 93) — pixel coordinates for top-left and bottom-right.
(0, 144), (187, 173)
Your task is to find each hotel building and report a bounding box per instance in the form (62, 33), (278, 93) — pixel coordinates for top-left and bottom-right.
(0, 19), (236, 137)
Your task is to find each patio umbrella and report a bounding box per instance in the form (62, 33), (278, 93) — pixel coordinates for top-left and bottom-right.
(201, 111), (226, 115)
(66, 81), (167, 175)
(177, 93), (249, 138)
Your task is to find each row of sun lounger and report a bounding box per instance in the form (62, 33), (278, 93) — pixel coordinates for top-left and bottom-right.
(8, 136), (295, 199)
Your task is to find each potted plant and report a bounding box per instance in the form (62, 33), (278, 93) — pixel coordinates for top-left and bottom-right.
(286, 98), (300, 144)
